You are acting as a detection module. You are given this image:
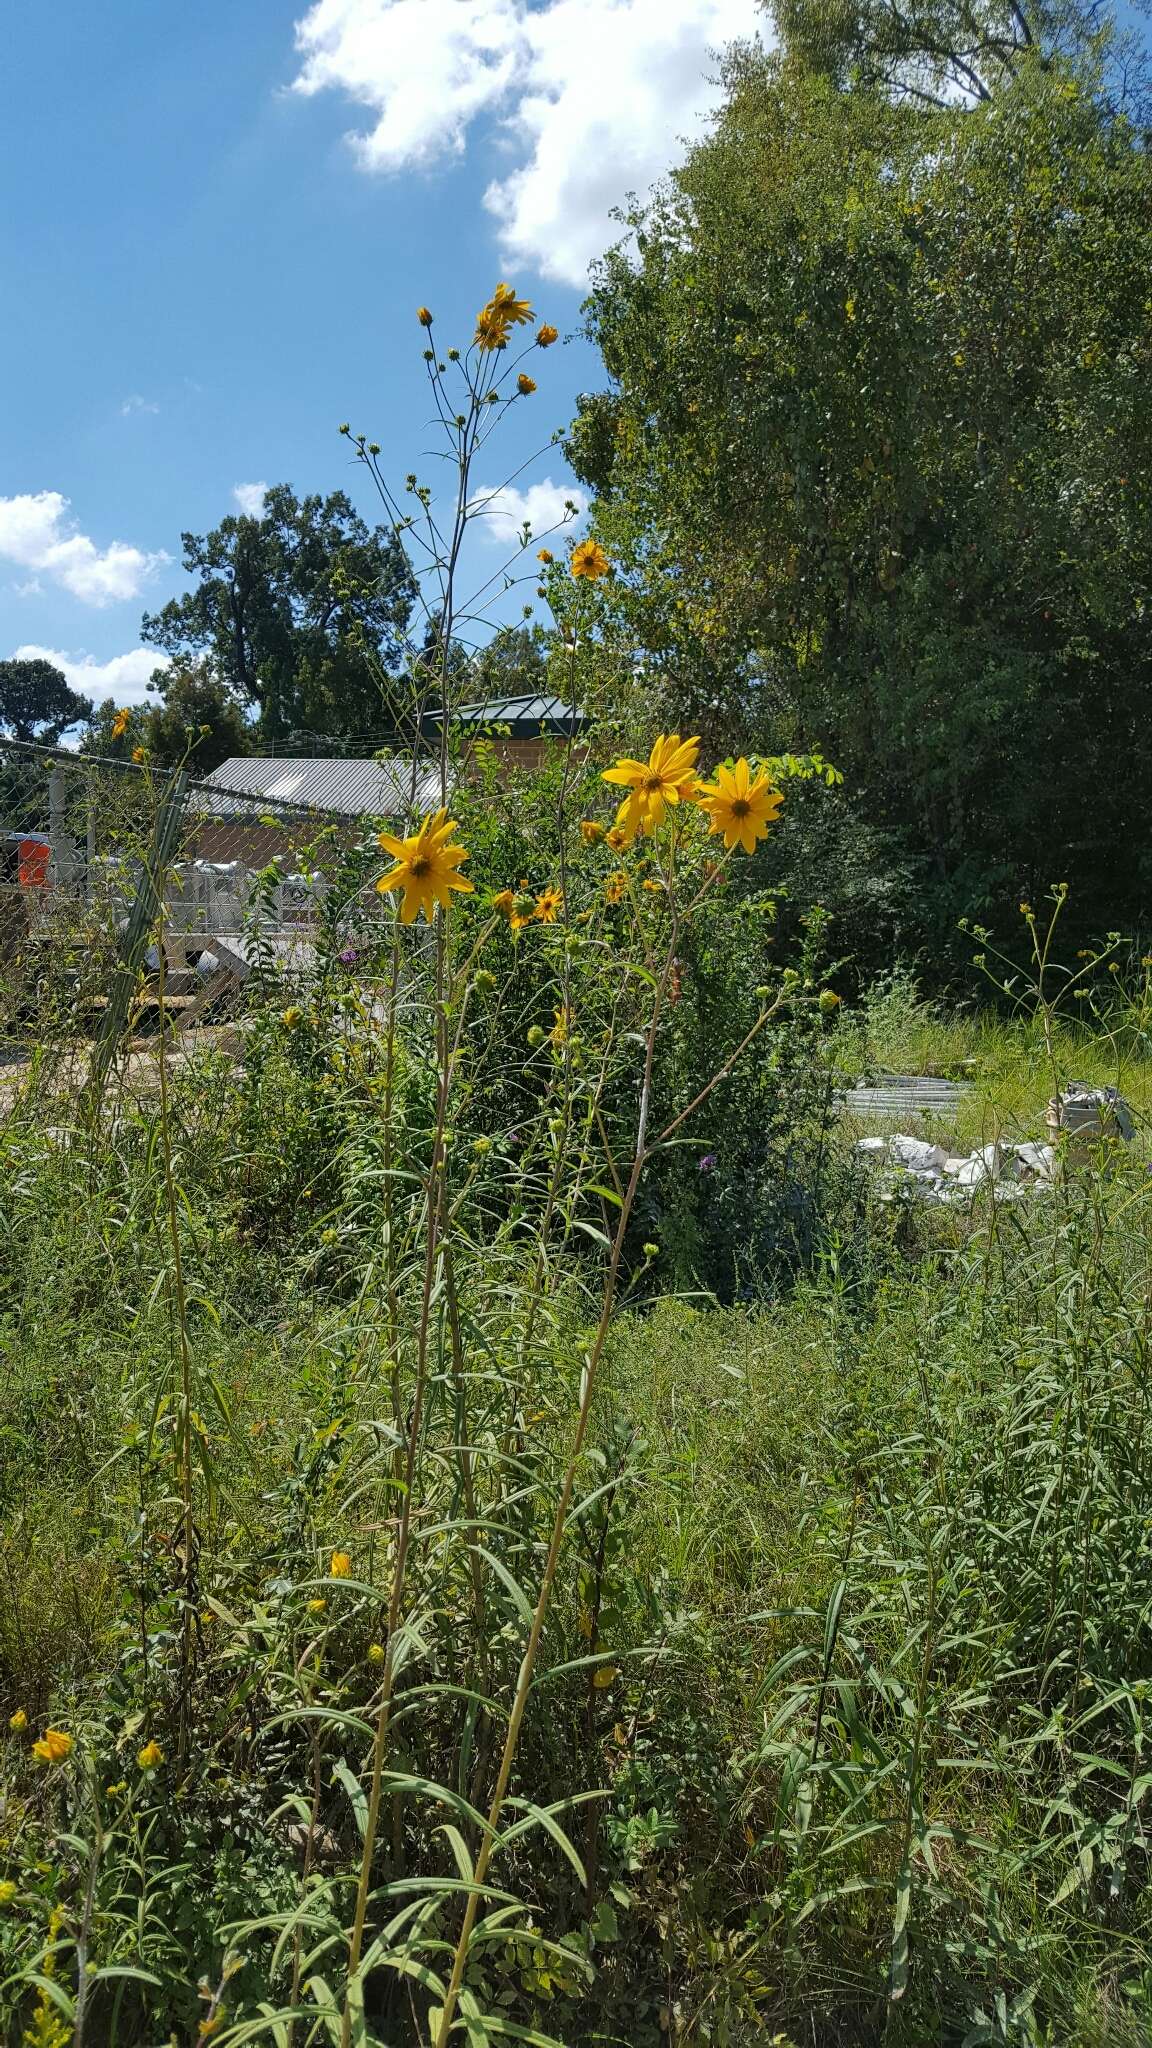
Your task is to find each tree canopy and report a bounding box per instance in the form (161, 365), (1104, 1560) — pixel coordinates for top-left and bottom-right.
(569, 1), (1152, 956)
(141, 484), (417, 743)
(84, 660), (253, 775)
(0, 657), (94, 747)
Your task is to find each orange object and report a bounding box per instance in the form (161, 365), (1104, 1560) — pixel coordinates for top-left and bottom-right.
(18, 839), (50, 888)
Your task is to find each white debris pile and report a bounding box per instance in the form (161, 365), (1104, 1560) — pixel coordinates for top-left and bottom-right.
(855, 1085), (1134, 1205)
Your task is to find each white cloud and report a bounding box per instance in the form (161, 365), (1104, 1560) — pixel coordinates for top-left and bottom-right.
(120, 394), (160, 416)
(470, 475), (587, 543)
(232, 481), (269, 517)
(0, 493), (169, 607)
(294, 0), (521, 168)
(11, 643), (170, 709)
(290, 0), (762, 284)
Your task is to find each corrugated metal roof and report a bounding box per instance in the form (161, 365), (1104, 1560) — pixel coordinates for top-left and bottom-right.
(194, 757), (447, 819)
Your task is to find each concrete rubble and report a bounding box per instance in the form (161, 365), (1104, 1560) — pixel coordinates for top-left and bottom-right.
(855, 1084), (1134, 1205)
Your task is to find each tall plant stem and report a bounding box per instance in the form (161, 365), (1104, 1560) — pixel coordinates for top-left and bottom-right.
(340, 925), (453, 2048)
(153, 930), (198, 1764)
(432, 943), (782, 2045)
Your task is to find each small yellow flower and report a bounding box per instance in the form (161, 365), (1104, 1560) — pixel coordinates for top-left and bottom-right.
(537, 323), (559, 347)
(0, 1880), (16, 1906)
(535, 886), (563, 924)
(137, 1739), (163, 1771)
(695, 757), (783, 855)
(367, 1642), (386, 1666)
(32, 1728), (73, 1765)
(131, 746), (147, 764)
(329, 1550), (352, 1578)
(517, 373), (537, 395)
(417, 306), (433, 325)
(580, 819), (606, 845)
(571, 538), (610, 581)
(592, 1665), (619, 1689)
(307, 1597), (327, 1615)
(537, 548), (553, 563)
(111, 707), (131, 740)
(819, 989), (841, 1012)
(9, 1708), (27, 1732)
(492, 888), (517, 921)
(550, 1006), (571, 1047)
(282, 1006), (302, 1027)
(605, 872), (626, 904)
(606, 824), (633, 853)
(642, 878), (663, 894)
(376, 809), (473, 924)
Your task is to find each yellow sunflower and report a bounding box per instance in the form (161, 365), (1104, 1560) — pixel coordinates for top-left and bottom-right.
(571, 538), (610, 581)
(32, 1728), (72, 1765)
(111, 707), (131, 740)
(535, 885), (563, 924)
(517, 373), (537, 395)
(376, 810), (473, 923)
(537, 324), (559, 347)
(695, 758), (783, 855)
(602, 733), (700, 836)
(474, 282), (534, 350)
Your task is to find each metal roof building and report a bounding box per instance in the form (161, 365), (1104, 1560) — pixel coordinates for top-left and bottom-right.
(195, 757), (446, 820)
(421, 693), (585, 739)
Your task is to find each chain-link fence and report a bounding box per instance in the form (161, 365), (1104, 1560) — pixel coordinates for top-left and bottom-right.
(0, 740), (406, 1106)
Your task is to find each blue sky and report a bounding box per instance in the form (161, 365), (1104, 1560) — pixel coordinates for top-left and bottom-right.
(0, 0), (759, 710)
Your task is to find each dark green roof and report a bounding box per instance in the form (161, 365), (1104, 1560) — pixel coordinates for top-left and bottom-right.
(424, 693), (585, 737)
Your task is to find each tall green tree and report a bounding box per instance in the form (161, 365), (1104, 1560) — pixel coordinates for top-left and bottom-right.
(773, 0), (1149, 110)
(0, 657), (94, 745)
(141, 484), (417, 743)
(84, 662), (253, 774)
(570, 13), (1152, 955)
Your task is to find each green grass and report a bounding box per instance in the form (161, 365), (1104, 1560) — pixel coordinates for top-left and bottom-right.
(3, 995), (1152, 2046)
(833, 964), (1152, 1152)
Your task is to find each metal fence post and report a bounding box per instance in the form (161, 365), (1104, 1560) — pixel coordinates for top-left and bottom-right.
(83, 769), (190, 1113)
(48, 762), (78, 886)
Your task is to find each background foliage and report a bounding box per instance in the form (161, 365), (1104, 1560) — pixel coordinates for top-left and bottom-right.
(569, 0), (1152, 972)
